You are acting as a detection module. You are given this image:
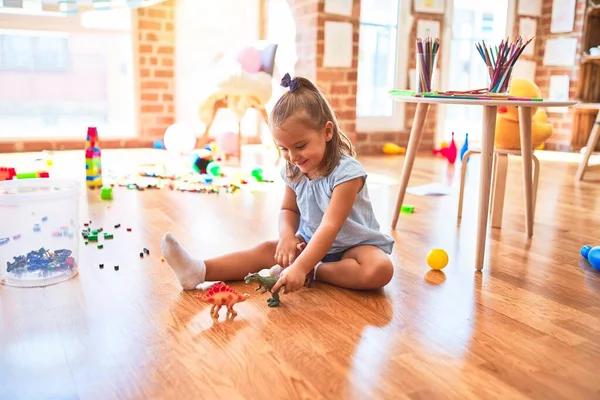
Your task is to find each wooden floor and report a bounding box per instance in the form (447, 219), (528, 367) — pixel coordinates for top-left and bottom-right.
(1, 148), (599, 400)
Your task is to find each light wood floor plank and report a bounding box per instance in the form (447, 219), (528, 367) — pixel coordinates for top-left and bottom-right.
(0, 149), (599, 399)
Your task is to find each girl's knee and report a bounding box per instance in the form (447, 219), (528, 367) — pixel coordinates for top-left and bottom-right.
(362, 258), (394, 289)
(256, 240), (278, 253)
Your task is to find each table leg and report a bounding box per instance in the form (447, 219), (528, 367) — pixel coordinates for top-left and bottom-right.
(518, 107), (534, 238)
(475, 105), (497, 270)
(392, 102), (430, 229)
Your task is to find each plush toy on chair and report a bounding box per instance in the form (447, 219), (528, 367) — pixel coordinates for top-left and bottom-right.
(495, 78), (553, 150)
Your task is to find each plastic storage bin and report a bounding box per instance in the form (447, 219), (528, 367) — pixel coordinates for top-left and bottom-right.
(0, 179), (80, 287)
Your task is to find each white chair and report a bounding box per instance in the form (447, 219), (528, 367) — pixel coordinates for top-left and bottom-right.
(576, 104), (600, 181)
(458, 148), (539, 229)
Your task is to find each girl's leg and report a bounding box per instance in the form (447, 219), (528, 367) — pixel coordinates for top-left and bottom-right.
(161, 232), (279, 290)
(315, 245), (394, 290)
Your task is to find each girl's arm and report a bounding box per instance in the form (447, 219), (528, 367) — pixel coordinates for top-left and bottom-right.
(279, 185), (300, 239)
(290, 177), (363, 275)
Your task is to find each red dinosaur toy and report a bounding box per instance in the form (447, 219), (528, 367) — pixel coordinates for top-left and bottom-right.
(195, 282), (250, 320)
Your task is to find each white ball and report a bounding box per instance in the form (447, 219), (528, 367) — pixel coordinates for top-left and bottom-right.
(163, 123), (196, 155)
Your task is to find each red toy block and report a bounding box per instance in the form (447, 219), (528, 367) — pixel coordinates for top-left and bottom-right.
(0, 167), (16, 181)
(37, 171), (50, 178)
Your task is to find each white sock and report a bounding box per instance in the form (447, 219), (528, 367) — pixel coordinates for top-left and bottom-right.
(269, 262), (322, 280)
(161, 232), (206, 290)
(269, 265), (283, 277)
(313, 261), (323, 280)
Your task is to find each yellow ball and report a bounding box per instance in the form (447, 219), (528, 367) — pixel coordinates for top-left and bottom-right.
(426, 248), (448, 270)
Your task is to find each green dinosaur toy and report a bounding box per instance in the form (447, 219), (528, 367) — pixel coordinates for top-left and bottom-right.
(244, 272), (281, 307)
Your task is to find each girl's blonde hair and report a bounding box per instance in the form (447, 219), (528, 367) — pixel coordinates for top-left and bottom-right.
(269, 75), (356, 182)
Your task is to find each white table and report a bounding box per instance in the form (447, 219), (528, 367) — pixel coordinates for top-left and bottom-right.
(389, 94), (578, 270)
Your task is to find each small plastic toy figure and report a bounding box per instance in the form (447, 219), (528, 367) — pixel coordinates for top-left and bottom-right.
(100, 186), (112, 200)
(244, 272), (281, 307)
(195, 282), (250, 320)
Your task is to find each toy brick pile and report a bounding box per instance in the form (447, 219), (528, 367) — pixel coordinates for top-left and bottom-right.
(103, 161), (271, 194)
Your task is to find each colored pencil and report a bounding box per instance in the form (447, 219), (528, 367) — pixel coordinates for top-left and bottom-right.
(416, 37), (440, 93)
(475, 36), (533, 93)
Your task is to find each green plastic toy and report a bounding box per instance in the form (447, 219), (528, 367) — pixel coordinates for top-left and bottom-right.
(401, 204), (415, 213)
(100, 186), (113, 200)
(206, 161), (221, 177)
(251, 167), (264, 182)
(244, 272), (281, 307)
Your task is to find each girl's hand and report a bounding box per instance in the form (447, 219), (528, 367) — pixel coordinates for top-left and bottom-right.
(272, 264), (308, 294)
(275, 235), (305, 267)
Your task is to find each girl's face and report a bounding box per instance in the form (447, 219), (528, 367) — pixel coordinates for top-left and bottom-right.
(273, 117), (333, 179)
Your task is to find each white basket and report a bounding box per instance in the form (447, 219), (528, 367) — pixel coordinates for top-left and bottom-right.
(0, 179), (81, 288)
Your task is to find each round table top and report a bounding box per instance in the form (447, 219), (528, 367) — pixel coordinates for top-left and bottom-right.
(389, 92), (579, 108)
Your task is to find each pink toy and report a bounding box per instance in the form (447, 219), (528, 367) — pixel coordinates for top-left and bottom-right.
(216, 131), (239, 156)
(433, 132), (458, 164)
(237, 47), (261, 73)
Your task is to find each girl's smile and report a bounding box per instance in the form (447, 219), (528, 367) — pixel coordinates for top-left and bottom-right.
(272, 117), (331, 179)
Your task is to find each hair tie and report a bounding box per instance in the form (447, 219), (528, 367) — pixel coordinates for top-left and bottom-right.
(281, 73), (299, 91)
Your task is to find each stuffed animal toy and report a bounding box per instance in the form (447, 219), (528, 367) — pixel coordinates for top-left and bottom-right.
(494, 78), (553, 150)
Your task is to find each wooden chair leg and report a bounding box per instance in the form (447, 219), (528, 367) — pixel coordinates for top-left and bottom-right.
(457, 149), (478, 221)
(258, 106), (281, 164)
(575, 115), (600, 181)
(260, 107), (269, 125)
(237, 120), (242, 161)
(490, 152), (498, 216)
(197, 101), (225, 149)
(532, 154), (539, 220)
(490, 154), (508, 228)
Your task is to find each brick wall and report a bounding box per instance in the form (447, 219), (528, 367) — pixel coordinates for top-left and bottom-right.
(5, 0), (588, 155)
(514, 0), (587, 150)
(0, 1), (177, 153)
(137, 0), (176, 139)
(316, 2), (360, 146)
(288, 0), (319, 82)
(286, 1), (359, 145)
(286, 0), (440, 154)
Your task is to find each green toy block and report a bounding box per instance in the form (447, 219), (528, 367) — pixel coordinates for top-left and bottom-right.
(97, 244), (103, 249)
(103, 233), (113, 240)
(100, 186), (113, 200)
(401, 204), (415, 214)
(87, 234), (98, 242)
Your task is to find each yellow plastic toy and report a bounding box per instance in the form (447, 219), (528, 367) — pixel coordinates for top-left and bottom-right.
(494, 78), (553, 150)
(426, 248), (448, 270)
(382, 143), (406, 154)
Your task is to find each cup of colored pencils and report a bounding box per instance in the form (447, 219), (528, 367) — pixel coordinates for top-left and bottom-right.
(415, 37), (439, 93)
(476, 36), (533, 94)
